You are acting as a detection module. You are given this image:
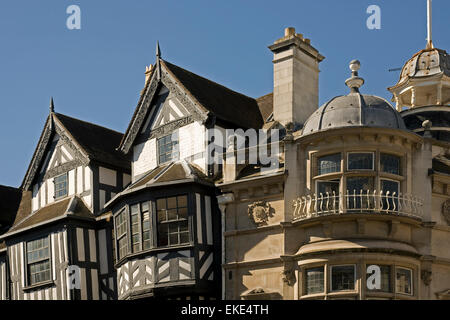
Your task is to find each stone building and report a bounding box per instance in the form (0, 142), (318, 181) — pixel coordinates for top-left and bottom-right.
(218, 27), (450, 300)
(0, 9), (449, 300)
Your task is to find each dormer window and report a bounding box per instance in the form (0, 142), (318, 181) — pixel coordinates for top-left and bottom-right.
(158, 132), (179, 164)
(54, 173), (68, 199)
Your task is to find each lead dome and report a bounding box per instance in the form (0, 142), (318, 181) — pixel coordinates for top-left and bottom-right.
(302, 60), (406, 135)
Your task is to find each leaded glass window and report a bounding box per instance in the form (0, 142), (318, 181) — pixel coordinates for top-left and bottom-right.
(331, 265), (355, 291)
(158, 132), (179, 164)
(366, 265), (391, 293)
(157, 195), (189, 247)
(380, 153), (401, 175)
(116, 210), (128, 260)
(305, 267), (324, 295)
(141, 202), (151, 250)
(396, 267), (412, 295)
(348, 153), (374, 171)
(54, 173), (68, 199)
(347, 177), (375, 209)
(27, 237), (51, 285)
(318, 154), (341, 175)
(130, 204), (140, 252)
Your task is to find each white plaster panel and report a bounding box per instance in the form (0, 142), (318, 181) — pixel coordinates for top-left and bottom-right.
(133, 139), (157, 178)
(99, 166), (117, 187)
(68, 169), (75, 196)
(32, 184), (39, 211)
(47, 178), (55, 204)
(77, 166), (83, 193)
(84, 166), (92, 190)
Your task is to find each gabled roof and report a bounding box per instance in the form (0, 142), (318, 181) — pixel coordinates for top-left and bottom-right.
(54, 113), (130, 170)
(161, 60), (264, 129)
(0, 185), (23, 230)
(119, 58), (264, 153)
(1, 196), (94, 239)
(104, 161), (213, 209)
(256, 93), (273, 123)
(22, 111), (131, 190)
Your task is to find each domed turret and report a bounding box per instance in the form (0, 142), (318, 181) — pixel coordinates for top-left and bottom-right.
(302, 60), (406, 135)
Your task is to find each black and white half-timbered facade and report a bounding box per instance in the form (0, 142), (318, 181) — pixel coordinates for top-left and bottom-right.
(0, 45), (268, 300)
(0, 108), (131, 300)
(103, 50), (263, 300)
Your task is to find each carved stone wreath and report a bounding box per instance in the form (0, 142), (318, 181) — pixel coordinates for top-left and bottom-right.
(442, 200), (450, 225)
(248, 201), (275, 226)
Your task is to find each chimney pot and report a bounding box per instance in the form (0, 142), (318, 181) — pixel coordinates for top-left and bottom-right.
(285, 27), (295, 37)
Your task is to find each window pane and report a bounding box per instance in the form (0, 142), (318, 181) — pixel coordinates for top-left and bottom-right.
(178, 195), (188, 208)
(305, 267), (324, 295)
(348, 153), (374, 170)
(366, 265), (391, 293)
(27, 236), (51, 285)
(396, 268), (412, 295)
(381, 154), (401, 175)
(331, 266), (355, 291)
(157, 133), (179, 164)
(54, 174), (68, 198)
(318, 154), (341, 175)
(347, 177), (375, 209)
(156, 195), (189, 247)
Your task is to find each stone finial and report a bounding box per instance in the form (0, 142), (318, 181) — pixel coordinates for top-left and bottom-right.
(156, 41), (161, 58)
(49, 97), (55, 113)
(345, 60), (365, 93)
(423, 120), (433, 138)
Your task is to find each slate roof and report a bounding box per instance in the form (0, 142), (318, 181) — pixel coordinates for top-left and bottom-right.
(3, 196), (94, 238)
(104, 161), (213, 209)
(0, 185), (23, 229)
(54, 113), (130, 170)
(256, 93), (274, 123)
(162, 60), (264, 129)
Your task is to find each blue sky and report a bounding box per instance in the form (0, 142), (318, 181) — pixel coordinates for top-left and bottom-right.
(0, 0), (449, 187)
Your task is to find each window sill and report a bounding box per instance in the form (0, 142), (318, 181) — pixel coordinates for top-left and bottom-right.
(115, 243), (194, 267)
(23, 280), (55, 292)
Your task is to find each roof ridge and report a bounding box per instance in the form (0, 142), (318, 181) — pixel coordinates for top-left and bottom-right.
(161, 59), (258, 101)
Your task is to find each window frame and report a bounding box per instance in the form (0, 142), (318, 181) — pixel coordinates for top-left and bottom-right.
(380, 153), (402, 176)
(53, 173), (68, 200)
(24, 235), (52, 287)
(317, 153), (342, 177)
(157, 132), (180, 165)
(304, 266), (325, 295)
(156, 194), (190, 247)
(395, 267), (413, 296)
(115, 208), (129, 261)
(365, 264), (392, 294)
(330, 264), (357, 293)
(347, 152), (375, 171)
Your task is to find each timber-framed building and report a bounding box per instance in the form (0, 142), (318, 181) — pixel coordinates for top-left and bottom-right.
(0, 7), (450, 300)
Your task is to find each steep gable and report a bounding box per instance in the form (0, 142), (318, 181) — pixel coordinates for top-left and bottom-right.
(119, 58), (264, 154)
